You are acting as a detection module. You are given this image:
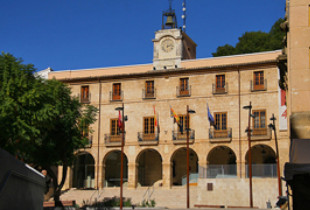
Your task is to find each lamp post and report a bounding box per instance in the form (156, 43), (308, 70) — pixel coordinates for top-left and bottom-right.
(268, 113), (282, 197)
(243, 102), (253, 208)
(186, 105), (195, 209)
(115, 103), (126, 210)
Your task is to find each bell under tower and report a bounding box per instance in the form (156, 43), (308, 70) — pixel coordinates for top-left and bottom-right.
(153, 1), (197, 70)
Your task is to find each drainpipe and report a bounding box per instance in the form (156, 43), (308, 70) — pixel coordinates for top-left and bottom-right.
(238, 67), (242, 177)
(97, 80), (102, 189)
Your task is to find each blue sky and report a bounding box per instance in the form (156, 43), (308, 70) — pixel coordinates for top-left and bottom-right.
(1, 0), (285, 71)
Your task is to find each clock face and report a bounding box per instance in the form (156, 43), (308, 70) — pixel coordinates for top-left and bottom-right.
(161, 38), (174, 53)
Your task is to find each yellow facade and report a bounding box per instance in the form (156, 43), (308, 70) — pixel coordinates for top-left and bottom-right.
(50, 49), (290, 208)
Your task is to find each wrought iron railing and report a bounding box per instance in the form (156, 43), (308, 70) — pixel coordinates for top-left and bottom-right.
(137, 132), (159, 142)
(212, 83), (228, 94)
(176, 85), (191, 97)
(104, 134), (123, 146)
(209, 128), (232, 140)
(251, 79), (267, 91)
(142, 88), (156, 99)
(172, 129), (195, 141)
(109, 91), (123, 101)
(78, 93), (91, 104)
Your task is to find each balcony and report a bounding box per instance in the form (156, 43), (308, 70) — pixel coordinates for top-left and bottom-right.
(104, 134), (123, 147)
(79, 93), (91, 104)
(251, 79), (267, 91)
(251, 127), (272, 141)
(137, 132), (159, 146)
(212, 83), (228, 94)
(172, 129), (195, 144)
(110, 91), (123, 102)
(209, 128), (232, 143)
(176, 86), (191, 97)
(142, 88), (156, 99)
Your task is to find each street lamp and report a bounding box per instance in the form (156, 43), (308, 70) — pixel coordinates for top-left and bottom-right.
(268, 113), (282, 197)
(186, 105), (195, 209)
(243, 102), (254, 208)
(115, 104), (126, 210)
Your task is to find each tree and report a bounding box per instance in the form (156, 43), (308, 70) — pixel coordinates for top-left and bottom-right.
(0, 52), (98, 204)
(212, 18), (285, 57)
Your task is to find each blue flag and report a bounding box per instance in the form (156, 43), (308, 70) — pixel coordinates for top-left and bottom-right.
(207, 104), (215, 126)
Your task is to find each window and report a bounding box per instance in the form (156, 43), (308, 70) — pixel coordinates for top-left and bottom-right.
(110, 119), (121, 136)
(216, 75), (225, 91)
(145, 81), (155, 98)
(215, 112), (227, 130)
(143, 117), (155, 134)
(178, 114), (189, 132)
(112, 83), (121, 100)
(180, 78), (189, 96)
(252, 110), (267, 135)
(81, 86), (90, 103)
(253, 71), (265, 90)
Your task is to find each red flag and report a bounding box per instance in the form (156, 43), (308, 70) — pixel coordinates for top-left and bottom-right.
(153, 105), (157, 127)
(118, 110), (123, 130)
(154, 105), (160, 133)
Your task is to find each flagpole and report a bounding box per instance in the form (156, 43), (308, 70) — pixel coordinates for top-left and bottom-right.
(186, 105), (195, 209)
(243, 102), (253, 208)
(186, 105), (190, 209)
(115, 103), (125, 210)
(120, 103), (125, 210)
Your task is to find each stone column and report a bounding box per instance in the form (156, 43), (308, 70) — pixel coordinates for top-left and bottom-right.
(198, 160), (207, 178)
(162, 162), (172, 188)
(127, 162), (137, 189)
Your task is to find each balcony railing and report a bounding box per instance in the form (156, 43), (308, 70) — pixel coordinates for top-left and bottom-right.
(78, 93), (91, 104)
(172, 129), (195, 144)
(212, 83), (228, 94)
(142, 88), (156, 99)
(209, 128), (232, 142)
(137, 132), (159, 146)
(110, 91), (123, 101)
(251, 79), (267, 91)
(245, 164), (277, 178)
(200, 164), (237, 178)
(176, 86), (191, 97)
(104, 134), (123, 147)
(251, 127), (272, 141)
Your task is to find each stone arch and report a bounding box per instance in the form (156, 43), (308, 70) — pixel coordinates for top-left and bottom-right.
(245, 144), (277, 177)
(102, 150), (128, 187)
(170, 147), (199, 186)
(136, 148), (162, 187)
(72, 152), (95, 189)
(206, 146), (237, 178)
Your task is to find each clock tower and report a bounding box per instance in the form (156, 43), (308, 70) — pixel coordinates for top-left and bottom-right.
(153, 4), (197, 70)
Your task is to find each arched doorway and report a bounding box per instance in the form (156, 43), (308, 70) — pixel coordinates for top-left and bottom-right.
(245, 144), (277, 177)
(72, 152), (95, 189)
(207, 146), (237, 178)
(103, 150), (128, 187)
(171, 147), (198, 186)
(136, 149), (162, 186)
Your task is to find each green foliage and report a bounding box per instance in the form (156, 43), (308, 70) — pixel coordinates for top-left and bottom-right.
(83, 197), (133, 208)
(0, 52), (98, 202)
(212, 18), (285, 57)
(141, 199), (156, 207)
